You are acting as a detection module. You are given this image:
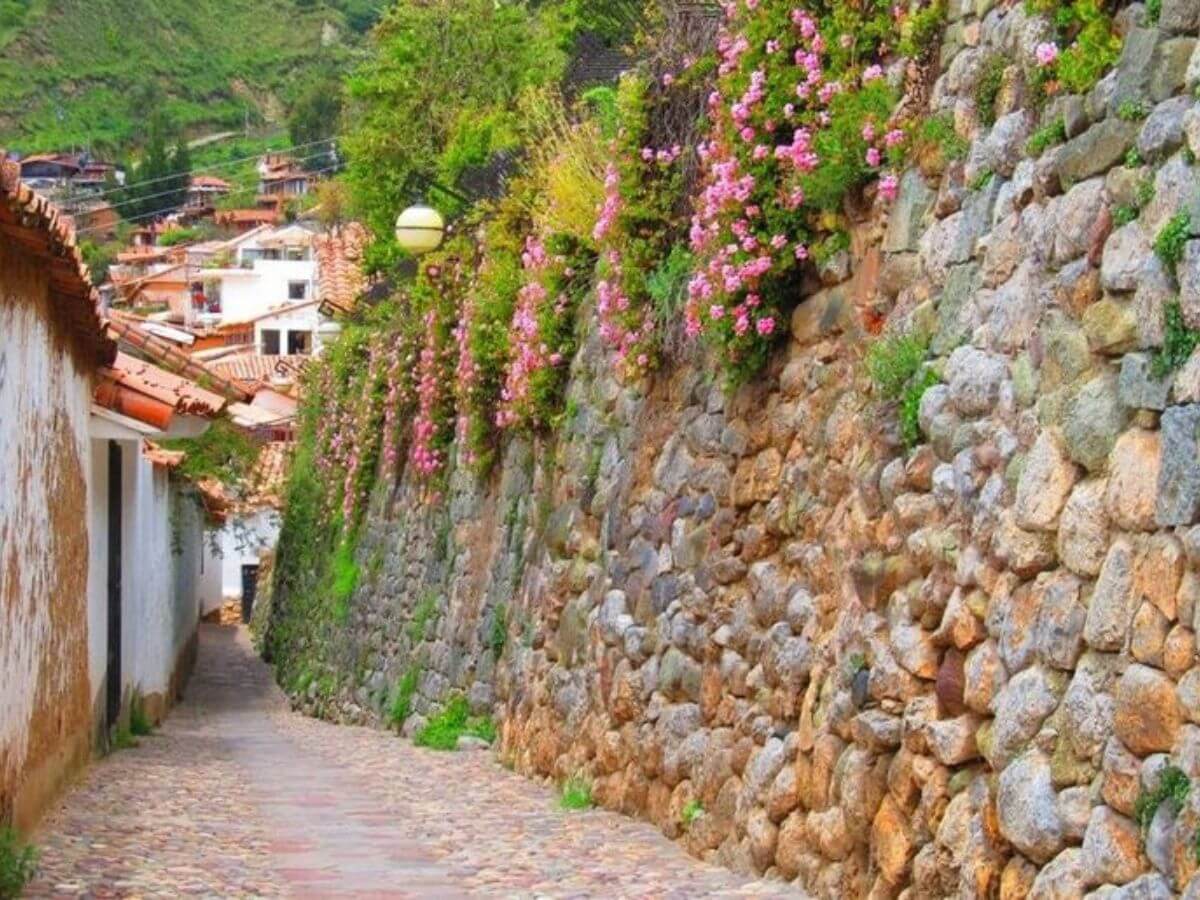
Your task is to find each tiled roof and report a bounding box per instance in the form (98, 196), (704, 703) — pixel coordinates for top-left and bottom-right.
(209, 353), (311, 384)
(314, 222), (369, 315)
(190, 175), (231, 190)
(142, 441), (186, 469)
(215, 209), (279, 226)
(0, 157), (115, 368)
(243, 441), (292, 509)
(102, 351), (226, 417)
(107, 317), (253, 402)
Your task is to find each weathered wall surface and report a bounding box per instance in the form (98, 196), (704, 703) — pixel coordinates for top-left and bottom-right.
(276, 3), (1200, 895)
(0, 242), (95, 830)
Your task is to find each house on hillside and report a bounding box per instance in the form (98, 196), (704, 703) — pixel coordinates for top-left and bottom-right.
(185, 175), (231, 212)
(258, 153), (312, 198)
(0, 160), (222, 831)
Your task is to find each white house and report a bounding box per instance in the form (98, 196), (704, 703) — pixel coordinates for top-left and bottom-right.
(0, 162), (218, 830)
(198, 224), (341, 356)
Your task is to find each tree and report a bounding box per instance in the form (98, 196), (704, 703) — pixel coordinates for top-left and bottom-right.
(341, 0), (575, 267)
(288, 73), (344, 169)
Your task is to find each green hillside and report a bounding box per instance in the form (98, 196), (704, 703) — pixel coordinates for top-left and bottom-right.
(0, 0), (384, 153)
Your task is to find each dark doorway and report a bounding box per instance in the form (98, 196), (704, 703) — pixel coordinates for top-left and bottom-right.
(105, 441), (123, 731)
(241, 565), (259, 623)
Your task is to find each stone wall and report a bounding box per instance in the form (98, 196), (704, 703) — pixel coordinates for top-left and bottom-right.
(276, 2), (1200, 894)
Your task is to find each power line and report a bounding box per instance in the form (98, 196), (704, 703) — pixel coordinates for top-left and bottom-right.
(70, 147), (344, 215)
(74, 164), (343, 237)
(74, 136), (342, 203)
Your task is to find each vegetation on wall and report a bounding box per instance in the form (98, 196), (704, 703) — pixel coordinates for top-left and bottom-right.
(0, 827), (36, 900)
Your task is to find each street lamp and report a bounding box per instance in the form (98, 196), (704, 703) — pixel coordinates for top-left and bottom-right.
(393, 174), (474, 256)
(394, 203), (446, 255)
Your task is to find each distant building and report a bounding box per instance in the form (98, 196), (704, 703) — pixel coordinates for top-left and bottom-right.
(185, 174), (231, 212)
(258, 153), (312, 198)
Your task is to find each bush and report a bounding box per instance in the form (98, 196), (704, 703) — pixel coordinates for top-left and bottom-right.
(130, 695), (153, 737)
(414, 695), (495, 751)
(914, 113), (969, 166)
(1155, 212), (1192, 275)
(0, 828), (37, 900)
(1026, 118), (1066, 157)
(975, 55), (1007, 127)
(867, 332), (929, 400)
(900, 369), (941, 449)
(1135, 764), (1190, 832)
(1152, 301), (1200, 377)
(387, 666), (420, 728)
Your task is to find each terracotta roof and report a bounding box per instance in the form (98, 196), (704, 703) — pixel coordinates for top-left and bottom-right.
(196, 477), (230, 523)
(314, 223), (369, 315)
(107, 317), (253, 402)
(0, 157), (115, 368)
(216, 209), (279, 226)
(102, 351), (226, 417)
(209, 353), (310, 384)
(190, 175), (231, 190)
(243, 441), (292, 509)
(143, 441), (186, 469)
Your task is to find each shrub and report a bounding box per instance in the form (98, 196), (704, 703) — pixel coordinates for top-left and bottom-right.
(898, 0), (947, 59)
(867, 332), (929, 400)
(0, 828), (37, 900)
(1026, 118), (1066, 156)
(1155, 212), (1192, 275)
(900, 369), (941, 449)
(129, 695), (153, 737)
(681, 799), (705, 828)
(489, 603), (508, 661)
(1147, 0), (1162, 22)
(1152, 301), (1200, 377)
(1112, 178), (1155, 227)
(1135, 765), (1190, 833)
(975, 55), (1008, 127)
(407, 593), (441, 643)
(914, 113), (969, 166)
(559, 775), (594, 810)
(387, 666), (421, 728)
(1116, 99), (1148, 122)
(414, 695), (495, 751)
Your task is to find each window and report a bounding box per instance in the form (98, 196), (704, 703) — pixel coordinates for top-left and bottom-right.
(287, 331), (312, 355)
(288, 281), (308, 301)
(261, 329), (281, 355)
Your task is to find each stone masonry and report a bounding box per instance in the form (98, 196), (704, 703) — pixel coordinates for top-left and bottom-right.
(275, 2), (1200, 895)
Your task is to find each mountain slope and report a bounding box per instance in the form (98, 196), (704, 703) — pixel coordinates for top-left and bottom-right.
(0, 0), (384, 152)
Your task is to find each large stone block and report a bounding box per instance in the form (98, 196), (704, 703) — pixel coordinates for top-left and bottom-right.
(1057, 119), (1139, 186)
(1085, 538), (1137, 652)
(1158, 404), (1200, 526)
(884, 168), (936, 253)
(997, 750), (1066, 863)
(1114, 663), (1183, 755)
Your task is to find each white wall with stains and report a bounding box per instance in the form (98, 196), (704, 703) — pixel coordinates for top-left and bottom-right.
(0, 298), (93, 809)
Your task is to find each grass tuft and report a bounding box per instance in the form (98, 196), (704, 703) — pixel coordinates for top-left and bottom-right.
(560, 775), (594, 811)
(414, 695), (495, 751)
(1135, 764), (1190, 833)
(0, 827), (37, 900)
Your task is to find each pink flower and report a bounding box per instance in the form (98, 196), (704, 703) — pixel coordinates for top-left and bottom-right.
(709, 304), (725, 320)
(862, 64), (884, 82)
(794, 243), (809, 260)
(1035, 42), (1059, 66)
(879, 173), (900, 202)
(861, 122), (876, 142)
(866, 147), (881, 167)
(662, 72), (676, 86)
(884, 128), (905, 148)
(756, 316), (776, 336)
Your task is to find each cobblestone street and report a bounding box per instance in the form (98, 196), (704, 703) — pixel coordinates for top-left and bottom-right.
(26, 626), (797, 898)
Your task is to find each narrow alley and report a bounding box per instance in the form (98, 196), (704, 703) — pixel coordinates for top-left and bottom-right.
(25, 627), (795, 898)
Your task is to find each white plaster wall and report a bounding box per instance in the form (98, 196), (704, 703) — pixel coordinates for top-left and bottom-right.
(253, 307), (320, 355)
(120, 449), (174, 698)
(86, 439), (110, 696)
(220, 509), (280, 602)
(217, 259), (315, 325)
(0, 301), (93, 791)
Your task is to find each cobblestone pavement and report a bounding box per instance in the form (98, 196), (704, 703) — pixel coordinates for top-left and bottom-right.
(28, 625), (801, 898)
